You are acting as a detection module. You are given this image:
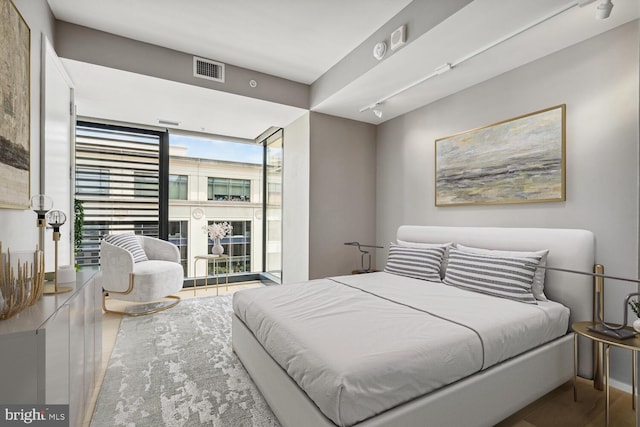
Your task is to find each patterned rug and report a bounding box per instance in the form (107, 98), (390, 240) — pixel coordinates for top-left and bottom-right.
(90, 295), (280, 427)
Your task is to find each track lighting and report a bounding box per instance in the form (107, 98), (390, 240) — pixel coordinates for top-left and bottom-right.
(595, 0), (613, 19)
(358, 0), (615, 117)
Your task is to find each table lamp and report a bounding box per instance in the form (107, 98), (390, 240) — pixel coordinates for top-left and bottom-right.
(534, 264), (640, 339)
(30, 194), (52, 256)
(44, 210), (73, 294)
(344, 242), (383, 273)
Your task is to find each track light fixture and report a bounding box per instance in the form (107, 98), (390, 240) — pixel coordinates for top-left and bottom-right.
(358, 0), (615, 118)
(595, 0), (613, 19)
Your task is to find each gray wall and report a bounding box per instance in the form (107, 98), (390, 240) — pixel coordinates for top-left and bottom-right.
(55, 21), (309, 110)
(309, 113), (377, 279)
(376, 21), (639, 389)
(0, 1), (56, 252)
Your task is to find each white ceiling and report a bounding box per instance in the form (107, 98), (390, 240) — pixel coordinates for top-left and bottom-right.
(49, 0), (639, 139)
(49, 0), (413, 85)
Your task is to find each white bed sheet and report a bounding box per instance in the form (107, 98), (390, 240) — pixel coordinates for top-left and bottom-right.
(232, 272), (569, 427)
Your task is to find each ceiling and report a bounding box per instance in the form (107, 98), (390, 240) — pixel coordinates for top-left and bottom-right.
(48, 0), (639, 139)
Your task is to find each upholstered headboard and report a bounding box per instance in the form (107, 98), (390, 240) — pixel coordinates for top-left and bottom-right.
(396, 225), (595, 377)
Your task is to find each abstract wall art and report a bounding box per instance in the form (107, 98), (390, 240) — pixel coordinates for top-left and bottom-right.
(0, 0), (30, 209)
(435, 105), (565, 206)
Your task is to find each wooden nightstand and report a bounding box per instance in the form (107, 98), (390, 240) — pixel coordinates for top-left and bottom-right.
(572, 321), (639, 426)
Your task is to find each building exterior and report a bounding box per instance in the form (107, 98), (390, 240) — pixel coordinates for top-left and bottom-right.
(168, 145), (265, 278)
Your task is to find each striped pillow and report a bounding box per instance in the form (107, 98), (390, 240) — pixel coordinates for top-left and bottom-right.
(443, 248), (539, 304)
(384, 243), (445, 282)
(104, 233), (148, 263)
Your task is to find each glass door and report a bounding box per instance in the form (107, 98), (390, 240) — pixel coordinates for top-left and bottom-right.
(264, 130), (283, 281)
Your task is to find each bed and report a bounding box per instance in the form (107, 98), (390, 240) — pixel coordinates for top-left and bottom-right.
(232, 226), (596, 427)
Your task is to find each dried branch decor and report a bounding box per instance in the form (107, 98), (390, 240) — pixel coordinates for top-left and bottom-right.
(0, 242), (45, 320)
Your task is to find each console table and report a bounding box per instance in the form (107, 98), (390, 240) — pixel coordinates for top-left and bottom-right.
(0, 271), (102, 427)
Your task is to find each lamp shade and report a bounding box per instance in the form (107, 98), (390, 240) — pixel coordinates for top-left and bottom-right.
(30, 195), (52, 216)
(46, 210), (67, 228)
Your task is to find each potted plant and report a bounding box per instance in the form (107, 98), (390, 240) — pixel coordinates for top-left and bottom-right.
(73, 198), (85, 271)
(206, 222), (232, 256)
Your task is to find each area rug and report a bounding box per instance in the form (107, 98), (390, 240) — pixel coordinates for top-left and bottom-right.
(90, 295), (281, 427)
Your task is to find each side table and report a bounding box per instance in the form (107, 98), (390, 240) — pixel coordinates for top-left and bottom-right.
(572, 321), (638, 426)
(193, 254), (229, 296)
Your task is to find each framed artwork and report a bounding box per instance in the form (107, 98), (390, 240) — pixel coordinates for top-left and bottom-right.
(435, 105), (565, 207)
(0, 0), (30, 209)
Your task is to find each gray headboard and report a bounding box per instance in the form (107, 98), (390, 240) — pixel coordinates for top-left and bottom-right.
(396, 225), (595, 377)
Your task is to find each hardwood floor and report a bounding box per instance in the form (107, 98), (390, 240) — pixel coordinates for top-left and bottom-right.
(496, 377), (635, 427)
(87, 283), (636, 427)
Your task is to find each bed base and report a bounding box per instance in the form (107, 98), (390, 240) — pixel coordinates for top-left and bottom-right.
(233, 314), (574, 427)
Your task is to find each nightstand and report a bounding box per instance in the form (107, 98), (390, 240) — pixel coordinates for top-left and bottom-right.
(572, 321), (639, 426)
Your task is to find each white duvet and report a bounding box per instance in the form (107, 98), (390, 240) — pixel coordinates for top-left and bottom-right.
(232, 272), (569, 427)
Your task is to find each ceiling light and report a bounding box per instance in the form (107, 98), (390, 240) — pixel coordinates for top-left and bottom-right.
(595, 0), (613, 19)
(373, 109), (383, 119)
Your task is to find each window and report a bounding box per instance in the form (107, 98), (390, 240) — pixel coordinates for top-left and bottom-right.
(76, 168), (110, 195)
(208, 177), (250, 201)
(169, 174), (188, 200)
(134, 172), (158, 197)
(264, 129), (283, 280)
(75, 123), (161, 268)
(207, 220), (252, 274)
(169, 133), (263, 280)
(168, 220), (188, 275)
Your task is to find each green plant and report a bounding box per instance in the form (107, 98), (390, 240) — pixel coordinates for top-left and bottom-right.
(73, 198), (85, 271)
(629, 299), (640, 318)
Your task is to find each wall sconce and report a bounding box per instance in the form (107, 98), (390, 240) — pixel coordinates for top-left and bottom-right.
(44, 210), (72, 294)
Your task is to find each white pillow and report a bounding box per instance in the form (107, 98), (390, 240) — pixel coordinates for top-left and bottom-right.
(396, 239), (453, 249)
(455, 244), (549, 301)
(444, 248), (539, 304)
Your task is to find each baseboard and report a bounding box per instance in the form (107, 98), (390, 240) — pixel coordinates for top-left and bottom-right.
(609, 377), (633, 394)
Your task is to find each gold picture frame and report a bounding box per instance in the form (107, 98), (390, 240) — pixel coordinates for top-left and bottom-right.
(435, 105), (566, 207)
(0, 0), (30, 209)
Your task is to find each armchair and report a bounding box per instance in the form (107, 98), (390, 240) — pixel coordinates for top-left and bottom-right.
(100, 234), (183, 316)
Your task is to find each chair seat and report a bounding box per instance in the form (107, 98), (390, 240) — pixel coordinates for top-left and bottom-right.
(115, 260), (184, 302)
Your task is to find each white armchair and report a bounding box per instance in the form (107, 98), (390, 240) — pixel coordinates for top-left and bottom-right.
(100, 234), (183, 316)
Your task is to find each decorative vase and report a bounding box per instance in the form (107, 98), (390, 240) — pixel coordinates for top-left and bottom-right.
(633, 319), (640, 333)
(211, 238), (224, 256)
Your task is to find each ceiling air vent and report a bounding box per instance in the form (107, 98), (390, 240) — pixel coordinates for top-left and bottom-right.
(193, 56), (225, 83)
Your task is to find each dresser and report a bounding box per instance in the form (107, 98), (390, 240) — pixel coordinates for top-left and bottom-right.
(0, 271), (102, 427)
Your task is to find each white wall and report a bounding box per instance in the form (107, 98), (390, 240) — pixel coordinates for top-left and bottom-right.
(282, 113), (310, 283)
(0, 1), (56, 252)
(309, 113), (377, 279)
(376, 21), (639, 389)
